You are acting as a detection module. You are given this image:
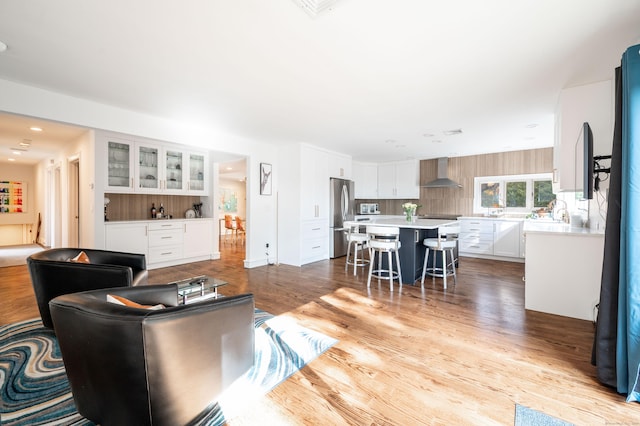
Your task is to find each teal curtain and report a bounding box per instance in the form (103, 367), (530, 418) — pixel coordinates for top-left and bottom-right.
(618, 44), (640, 402)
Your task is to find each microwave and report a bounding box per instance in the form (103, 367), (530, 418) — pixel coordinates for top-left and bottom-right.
(359, 203), (380, 214)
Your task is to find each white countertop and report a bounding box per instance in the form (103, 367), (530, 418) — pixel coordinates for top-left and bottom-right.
(522, 220), (604, 237)
(105, 218), (212, 224)
(348, 217), (457, 230)
(458, 215), (525, 222)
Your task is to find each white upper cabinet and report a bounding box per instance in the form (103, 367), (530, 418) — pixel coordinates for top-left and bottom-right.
(187, 151), (208, 195)
(106, 139), (135, 192)
(300, 144), (329, 221)
(553, 80), (613, 193)
(377, 160), (419, 199)
(104, 134), (209, 195)
(328, 152), (352, 179)
(352, 162), (378, 198)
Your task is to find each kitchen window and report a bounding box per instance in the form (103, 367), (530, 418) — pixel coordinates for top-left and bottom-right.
(473, 173), (554, 214)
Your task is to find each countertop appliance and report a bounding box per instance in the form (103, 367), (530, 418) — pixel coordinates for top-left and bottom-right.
(330, 178), (355, 258)
(359, 203), (380, 214)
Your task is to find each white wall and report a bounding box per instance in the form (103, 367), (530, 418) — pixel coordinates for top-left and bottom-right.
(0, 78), (278, 267)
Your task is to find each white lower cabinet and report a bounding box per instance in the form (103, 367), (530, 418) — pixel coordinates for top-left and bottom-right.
(105, 219), (214, 269)
(300, 219), (328, 264)
(458, 218), (523, 261)
(105, 222), (149, 257)
(492, 220), (521, 258)
(148, 221), (184, 264)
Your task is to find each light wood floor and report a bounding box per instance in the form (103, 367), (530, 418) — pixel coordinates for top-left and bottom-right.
(2, 244), (638, 425)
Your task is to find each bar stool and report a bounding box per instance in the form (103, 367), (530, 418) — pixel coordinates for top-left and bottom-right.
(366, 225), (402, 291)
(345, 223), (369, 275)
(421, 225), (460, 289)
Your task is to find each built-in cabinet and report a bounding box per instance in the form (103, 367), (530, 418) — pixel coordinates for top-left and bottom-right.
(328, 153), (352, 180)
(553, 80), (612, 193)
(105, 219), (214, 269)
(377, 160), (419, 199)
(525, 228), (604, 321)
(458, 217), (523, 261)
(352, 162), (378, 198)
(353, 160), (419, 199)
(300, 146), (329, 221)
(278, 143), (350, 266)
(105, 136), (208, 196)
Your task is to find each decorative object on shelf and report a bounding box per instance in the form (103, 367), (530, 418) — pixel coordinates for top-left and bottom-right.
(192, 202), (203, 218)
(185, 209), (196, 219)
(150, 203), (156, 219)
(104, 197), (110, 221)
(402, 202), (419, 222)
(260, 163), (272, 195)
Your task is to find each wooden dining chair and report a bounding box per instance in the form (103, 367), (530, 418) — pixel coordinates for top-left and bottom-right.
(224, 214), (237, 243)
(235, 217), (246, 245)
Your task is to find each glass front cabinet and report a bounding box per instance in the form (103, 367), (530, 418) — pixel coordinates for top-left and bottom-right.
(106, 138), (208, 195)
(107, 140), (135, 191)
(136, 144), (161, 192)
(187, 152), (208, 194)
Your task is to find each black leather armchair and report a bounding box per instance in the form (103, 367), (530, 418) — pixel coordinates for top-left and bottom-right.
(49, 285), (255, 426)
(27, 248), (148, 328)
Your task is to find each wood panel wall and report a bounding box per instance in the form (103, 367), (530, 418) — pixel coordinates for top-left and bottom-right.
(418, 148), (553, 216)
(357, 148), (553, 216)
(104, 194), (204, 221)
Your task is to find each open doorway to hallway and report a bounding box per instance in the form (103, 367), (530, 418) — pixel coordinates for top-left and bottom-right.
(218, 158), (247, 258)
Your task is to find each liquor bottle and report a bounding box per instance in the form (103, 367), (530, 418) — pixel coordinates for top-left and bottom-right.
(151, 203), (156, 219)
(159, 203), (165, 218)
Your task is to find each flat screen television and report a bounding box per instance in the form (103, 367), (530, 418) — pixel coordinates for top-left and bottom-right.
(581, 122), (594, 200)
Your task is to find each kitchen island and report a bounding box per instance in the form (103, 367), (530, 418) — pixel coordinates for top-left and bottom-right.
(523, 220), (605, 321)
(347, 217), (457, 285)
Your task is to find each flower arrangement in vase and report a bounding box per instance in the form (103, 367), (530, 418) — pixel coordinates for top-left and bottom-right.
(402, 202), (420, 222)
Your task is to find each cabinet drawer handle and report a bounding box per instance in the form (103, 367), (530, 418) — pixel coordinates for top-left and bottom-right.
(161, 236), (172, 239)
(161, 224), (172, 227)
(312, 227), (321, 231)
(161, 252), (172, 256)
(312, 245), (321, 249)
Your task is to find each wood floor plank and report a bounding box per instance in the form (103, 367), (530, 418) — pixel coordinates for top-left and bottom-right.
(1, 245), (638, 425)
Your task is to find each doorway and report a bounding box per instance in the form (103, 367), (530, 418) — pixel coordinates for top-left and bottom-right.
(218, 157), (248, 257)
(46, 164), (62, 248)
(68, 156), (80, 247)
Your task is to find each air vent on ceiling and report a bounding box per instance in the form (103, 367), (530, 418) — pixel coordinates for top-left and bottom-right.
(292, 0), (338, 17)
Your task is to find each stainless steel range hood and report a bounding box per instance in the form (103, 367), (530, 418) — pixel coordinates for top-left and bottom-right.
(422, 157), (462, 188)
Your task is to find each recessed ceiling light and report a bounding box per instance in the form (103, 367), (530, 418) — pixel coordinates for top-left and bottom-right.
(0, 41), (7, 53)
(11, 150), (22, 155)
(8, 158), (16, 162)
(226, 167), (233, 171)
(30, 127), (43, 132)
(19, 139), (31, 147)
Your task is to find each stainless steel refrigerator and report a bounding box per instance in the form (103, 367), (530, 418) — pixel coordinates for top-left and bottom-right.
(329, 178), (355, 258)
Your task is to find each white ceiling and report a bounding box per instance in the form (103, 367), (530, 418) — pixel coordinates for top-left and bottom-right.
(0, 0), (639, 165)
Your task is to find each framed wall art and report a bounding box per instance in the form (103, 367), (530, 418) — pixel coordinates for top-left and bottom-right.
(260, 163), (272, 195)
(0, 181), (26, 213)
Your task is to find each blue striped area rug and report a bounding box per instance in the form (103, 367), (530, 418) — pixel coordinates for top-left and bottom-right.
(0, 309), (337, 425)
